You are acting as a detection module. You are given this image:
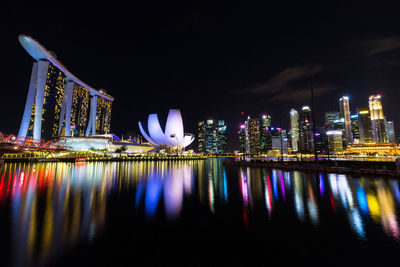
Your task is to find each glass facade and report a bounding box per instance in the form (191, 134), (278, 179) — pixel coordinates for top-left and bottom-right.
(238, 125), (246, 154)
(385, 120), (395, 143)
(357, 108), (374, 144)
(325, 111), (340, 129)
(260, 114), (272, 152)
(70, 83), (90, 137)
(300, 106), (314, 153)
(215, 120), (227, 153)
(289, 109), (299, 152)
(40, 62), (66, 140)
(247, 118), (261, 155)
(351, 114), (360, 144)
(18, 36), (114, 141)
(197, 120), (227, 154)
(369, 95), (387, 143)
(96, 97), (112, 135)
(339, 96), (353, 147)
(197, 121), (206, 152)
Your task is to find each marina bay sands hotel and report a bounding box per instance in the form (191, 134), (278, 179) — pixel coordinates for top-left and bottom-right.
(18, 35), (114, 141)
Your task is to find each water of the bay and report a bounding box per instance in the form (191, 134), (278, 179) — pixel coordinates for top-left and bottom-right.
(1, 158), (400, 266)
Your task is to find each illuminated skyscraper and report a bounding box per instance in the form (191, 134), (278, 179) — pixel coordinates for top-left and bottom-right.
(326, 130), (343, 152)
(247, 118), (261, 155)
(339, 96), (352, 147)
(368, 95), (387, 143)
(300, 106), (314, 153)
(357, 108), (373, 144)
(289, 109), (299, 152)
(238, 124), (247, 154)
(18, 35), (114, 141)
(325, 111), (340, 130)
(271, 128), (288, 154)
(385, 120), (395, 143)
(198, 120), (226, 154)
(315, 126), (328, 154)
(197, 121), (207, 152)
(215, 120), (227, 153)
(351, 114), (360, 144)
(260, 114), (272, 152)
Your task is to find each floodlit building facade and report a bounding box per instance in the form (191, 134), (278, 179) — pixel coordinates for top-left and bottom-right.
(325, 111), (340, 130)
(300, 106), (314, 153)
(369, 95), (387, 143)
(260, 114), (272, 152)
(351, 114), (360, 144)
(238, 116), (261, 155)
(339, 96), (353, 147)
(18, 35), (114, 141)
(238, 124), (247, 154)
(289, 109), (299, 152)
(61, 136), (153, 153)
(197, 120), (227, 154)
(198, 120), (214, 153)
(326, 130), (343, 153)
(138, 109), (194, 149)
(346, 143), (400, 156)
(271, 128), (288, 154)
(247, 118), (261, 155)
(357, 108), (374, 144)
(385, 120), (395, 143)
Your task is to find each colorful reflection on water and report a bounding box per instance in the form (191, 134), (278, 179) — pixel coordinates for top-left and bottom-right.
(1, 159), (400, 266)
(238, 167), (400, 241)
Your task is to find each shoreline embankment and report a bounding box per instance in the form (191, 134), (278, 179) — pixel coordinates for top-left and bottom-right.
(224, 158), (400, 177)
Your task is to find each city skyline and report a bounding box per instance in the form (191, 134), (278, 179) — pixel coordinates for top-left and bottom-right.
(233, 93), (397, 156)
(3, 4), (400, 266)
(3, 3), (400, 152)
(8, 33), (400, 153)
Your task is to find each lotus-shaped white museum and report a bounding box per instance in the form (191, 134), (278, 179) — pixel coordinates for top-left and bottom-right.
(138, 109), (194, 149)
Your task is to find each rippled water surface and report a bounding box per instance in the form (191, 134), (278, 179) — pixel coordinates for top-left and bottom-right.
(1, 159), (400, 266)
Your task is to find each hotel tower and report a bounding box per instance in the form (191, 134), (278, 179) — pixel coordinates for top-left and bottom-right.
(18, 35), (114, 141)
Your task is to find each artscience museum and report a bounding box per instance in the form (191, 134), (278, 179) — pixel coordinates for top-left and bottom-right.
(139, 109), (194, 150)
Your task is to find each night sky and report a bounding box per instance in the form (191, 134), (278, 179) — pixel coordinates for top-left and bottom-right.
(2, 2), (400, 151)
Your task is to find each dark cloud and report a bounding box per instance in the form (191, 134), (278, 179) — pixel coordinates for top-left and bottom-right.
(366, 37), (400, 56)
(269, 85), (337, 103)
(237, 64), (336, 103)
(250, 64), (325, 94)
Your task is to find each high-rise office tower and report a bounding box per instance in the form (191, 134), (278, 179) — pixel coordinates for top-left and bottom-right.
(325, 111), (340, 130)
(385, 120), (395, 143)
(197, 121), (209, 153)
(315, 126), (328, 154)
(271, 128), (288, 154)
(369, 95), (387, 143)
(260, 114), (272, 152)
(247, 118), (261, 155)
(351, 114), (360, 144)
(289, 109), (299, 152)
(238, 124), (247, 154)
(357, 108), (374, 144)
(198, 120), (227, 154)
(215, 120), (227, 153)
(339, 96), (352, 147)
(18, 35), (114, 141)
(197, 121), (205, 152)
(325, 111), (346, 148)
(300, 106), (314, 153)
(326, 130), (344, 152)
(206, 120), (215, 152)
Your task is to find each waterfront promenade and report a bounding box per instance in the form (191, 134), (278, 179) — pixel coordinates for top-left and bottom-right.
(225, 158), (400, 177)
